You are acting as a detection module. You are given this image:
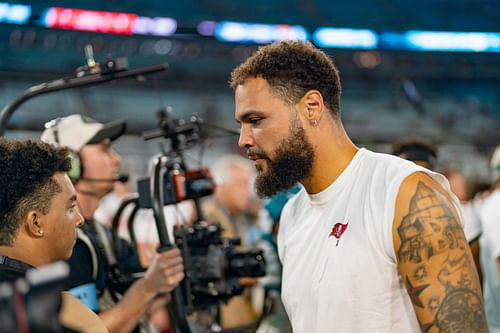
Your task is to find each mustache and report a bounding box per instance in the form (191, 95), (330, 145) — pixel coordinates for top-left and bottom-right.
(247, 149), (269, 160)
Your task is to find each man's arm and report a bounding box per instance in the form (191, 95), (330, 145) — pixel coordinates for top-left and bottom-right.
(392, 172), (488, 332)
(99, 247), (184, 333)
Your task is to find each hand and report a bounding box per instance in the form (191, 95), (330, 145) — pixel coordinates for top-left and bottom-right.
(143, 247), (184, 295)
(239, 277), (258, 286)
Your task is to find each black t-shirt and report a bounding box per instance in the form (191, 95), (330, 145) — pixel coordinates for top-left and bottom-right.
(65, 219), (143, 310)
(66, 238), (98, 289)
(0, 256), (80, 333)
(0, 256), (32, 282)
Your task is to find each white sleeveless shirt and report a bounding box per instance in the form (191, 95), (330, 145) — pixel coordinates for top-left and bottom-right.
(278, 148), (458, 333)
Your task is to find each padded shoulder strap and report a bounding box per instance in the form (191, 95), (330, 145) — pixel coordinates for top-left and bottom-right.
(76, 228), (99, 281)
(94, 221), (118, 266)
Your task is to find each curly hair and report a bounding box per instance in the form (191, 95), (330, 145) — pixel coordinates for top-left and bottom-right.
(0, 139), (71, 246)
(229, 41), (342, 118)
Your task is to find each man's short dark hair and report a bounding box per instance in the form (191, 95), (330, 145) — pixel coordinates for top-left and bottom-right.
(230, 41), (342, 118)
(0, 139), (71, 246)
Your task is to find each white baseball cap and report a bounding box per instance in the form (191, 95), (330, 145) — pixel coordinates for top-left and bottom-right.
(41, 114), (126, 152)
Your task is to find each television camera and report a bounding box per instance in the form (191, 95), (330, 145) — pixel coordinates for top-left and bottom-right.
(112, 108), (266, 333)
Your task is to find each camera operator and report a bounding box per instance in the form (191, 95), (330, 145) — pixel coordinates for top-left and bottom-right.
(0, 138), (107, 333)
(41, 114), (184, 333)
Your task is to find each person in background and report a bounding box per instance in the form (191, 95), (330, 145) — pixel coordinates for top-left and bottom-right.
(94, 179), (135, 241)
(255, 187), (300, 333)
(231, 41), (486, 332)
(392, 135), (438, 170)
(441, 168), (482, 277)
(479, 145), (500, 332)
(93, 155), (195, 333)
(202, 154), (261, 330)
(41, 114), (184, 333)
(0, 138), (107, 333)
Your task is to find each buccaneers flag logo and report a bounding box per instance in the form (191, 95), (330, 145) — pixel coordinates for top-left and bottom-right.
(329, 222), (348, 246)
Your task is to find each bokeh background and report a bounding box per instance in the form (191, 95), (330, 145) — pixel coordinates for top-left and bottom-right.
(1, 0), (499, 182)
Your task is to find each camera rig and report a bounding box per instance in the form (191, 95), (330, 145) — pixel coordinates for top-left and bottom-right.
(0, 47), (266, 333)
(111, 109), (266, 333)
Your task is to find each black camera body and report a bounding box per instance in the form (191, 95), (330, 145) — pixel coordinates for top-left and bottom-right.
(175, 222), (266, 312)
(140, 109), (267, 317)
(137, 168), (215, 208)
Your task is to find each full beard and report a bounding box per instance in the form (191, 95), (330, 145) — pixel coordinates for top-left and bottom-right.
(254, 119), (314, 198)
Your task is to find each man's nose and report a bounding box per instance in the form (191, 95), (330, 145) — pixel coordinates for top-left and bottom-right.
(238, 125), (254, 148)
(110, 148), (121, 167)
(75, 210), (84, 227)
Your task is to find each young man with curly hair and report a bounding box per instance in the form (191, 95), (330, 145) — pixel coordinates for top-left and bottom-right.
(231, 41), (487, 333)
(41, 115), (184, 333)
(0, 138), (107, 332)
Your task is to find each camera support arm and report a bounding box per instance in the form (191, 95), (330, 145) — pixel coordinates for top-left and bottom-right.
(0, 63), (167, 137)
(151, 155), (192, 333)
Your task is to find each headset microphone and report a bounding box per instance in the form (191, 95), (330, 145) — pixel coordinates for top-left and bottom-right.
(80, 174), (129, 183)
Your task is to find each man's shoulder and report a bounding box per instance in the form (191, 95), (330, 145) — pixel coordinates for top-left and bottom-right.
(0, 265), (25, 282)
(362, 148), (417, 170)
(0, 256), (32, 282)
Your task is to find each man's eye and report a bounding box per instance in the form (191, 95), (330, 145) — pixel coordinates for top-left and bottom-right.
(250, 118), (262, 124)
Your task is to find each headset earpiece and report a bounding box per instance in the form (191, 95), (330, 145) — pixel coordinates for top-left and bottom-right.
(67, 149), (83, 183)
(45, 117), (84, 183)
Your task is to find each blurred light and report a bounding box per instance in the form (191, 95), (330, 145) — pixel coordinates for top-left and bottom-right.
(378, 32), (407, 49)
(215, 21), (308, 44)
(42, 7), (136, 35)
(0, 2), (31, 24)
(404, 31), (500, 52)
(154, 39), (172, 55)
(139, 39), (155, 56)
(313, 28), (378, 49)
(41, 7), (176, 36)
(197, 20), (217, 36)
(354, 51), (381, 68)
(133, 16), (177, 36)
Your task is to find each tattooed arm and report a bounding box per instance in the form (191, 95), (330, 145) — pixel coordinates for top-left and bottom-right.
(392, 172), (488, 333)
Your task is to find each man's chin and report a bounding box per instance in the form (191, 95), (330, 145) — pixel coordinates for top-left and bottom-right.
(255, 164), (265, 173)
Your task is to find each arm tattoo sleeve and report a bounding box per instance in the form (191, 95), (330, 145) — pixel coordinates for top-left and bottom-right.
(397, 181), (487, 333)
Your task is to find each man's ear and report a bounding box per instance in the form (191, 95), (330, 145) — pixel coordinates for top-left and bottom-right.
(25, 210), (44, 238)
(302, 90), (325, 124)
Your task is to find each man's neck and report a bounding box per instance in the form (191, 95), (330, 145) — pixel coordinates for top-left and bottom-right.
(0, 243), (48, 268)
(303, 123), (358, 194)
(76, 189), (102, 220)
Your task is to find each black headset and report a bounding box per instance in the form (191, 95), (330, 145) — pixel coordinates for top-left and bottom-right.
(44, 118), (84, 183)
